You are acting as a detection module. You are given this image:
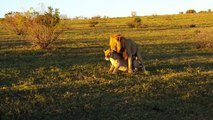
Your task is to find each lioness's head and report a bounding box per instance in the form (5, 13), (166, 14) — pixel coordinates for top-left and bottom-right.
(103, 49), (112, 61)
(109, 34), (124, 53)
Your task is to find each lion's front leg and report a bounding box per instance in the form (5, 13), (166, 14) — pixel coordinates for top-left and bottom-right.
(109, 65), (115, 73)
(128, 56), (133, 74)
(112, 65), (119, 74)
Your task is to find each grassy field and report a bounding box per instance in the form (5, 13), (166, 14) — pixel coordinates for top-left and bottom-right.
(0, 13), (213, 120)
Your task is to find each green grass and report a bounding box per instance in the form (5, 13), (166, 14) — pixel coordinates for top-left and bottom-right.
(0, 13), (213, 120)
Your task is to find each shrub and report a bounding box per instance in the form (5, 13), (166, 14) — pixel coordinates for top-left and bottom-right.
(195, 30), (213, 49)
(189, 24), (196, 28)
(4, 12), (27, 35)
(179, 11), (184, 14)
(126, 21), (136, 28)
(91, 15), (101, 19)
(134, 17), (141, 23)
(35, 7), (60, 27)
(186, 9), (196, 14)
(126, 17), (142, 28)
(27, 22), (62, 49)
(27, 7), (62, 49)
(89, 20), (99, 27)
(199, 11), (207, 13)
(3, 7), (63, 49)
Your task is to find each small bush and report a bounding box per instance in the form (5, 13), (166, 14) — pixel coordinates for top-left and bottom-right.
(91, 15), (101, 19)
(195, 30), (213, 49)
(179, 11), (184, 14)
(126, 17), (142, 28)
(186, 9), (196, 14)
(199, 11), (207, 13)
(126, 21), (136, 28)
(27, 7), (62, 49)
(27, 21), (63, 49)
(189, 24), (196, 28)
(133, 17), (141, 23)
(89, 20), (99, 27)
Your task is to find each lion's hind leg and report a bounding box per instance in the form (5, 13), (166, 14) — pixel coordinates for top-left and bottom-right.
(136, 51), (146, 71)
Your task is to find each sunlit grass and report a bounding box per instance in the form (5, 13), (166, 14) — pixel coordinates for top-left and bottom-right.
(0, 13), (213, 120)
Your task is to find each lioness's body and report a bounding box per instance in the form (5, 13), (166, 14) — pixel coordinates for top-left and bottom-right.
(104, 49), (140, 74)
(109, 34), (145, 74)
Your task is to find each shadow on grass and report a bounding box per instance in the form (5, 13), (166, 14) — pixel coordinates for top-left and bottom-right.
(1, 70), (213, 120)
(0, 39), (213, 120)
(142, 42), (213, 73)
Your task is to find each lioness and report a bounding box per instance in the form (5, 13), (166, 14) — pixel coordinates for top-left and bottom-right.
(104, 49), (141, 74)
(109, 34), (145, 74)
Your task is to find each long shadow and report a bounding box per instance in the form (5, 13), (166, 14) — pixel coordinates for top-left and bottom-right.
(1, 39), (213, 119)
(1, 40), (212, 74)
(0, 40), (106, 87)
(0, 39), (29, 50)
(142, 42), (213, 59)
(1, 69), (212, 120)
(0, 37), (98, 68)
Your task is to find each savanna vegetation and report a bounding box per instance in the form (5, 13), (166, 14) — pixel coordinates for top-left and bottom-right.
(3, 7), (63, 49)
(0, 12), (213, 120)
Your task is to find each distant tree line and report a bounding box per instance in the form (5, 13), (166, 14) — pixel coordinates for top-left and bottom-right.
(179, 9), (212, 14)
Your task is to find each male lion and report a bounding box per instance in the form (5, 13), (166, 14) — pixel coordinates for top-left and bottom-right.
(109, 34), (145, 74)
(104, 49), (141, 74)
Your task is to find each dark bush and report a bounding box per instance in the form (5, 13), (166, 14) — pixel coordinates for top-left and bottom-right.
(91, 15), (101, 19)
(179, 11), (184, 14)
(133, 17), (141, 23)
(199, 11), (207, 13)
(186, 9), (196, 14)
(189, 24), (196, 28)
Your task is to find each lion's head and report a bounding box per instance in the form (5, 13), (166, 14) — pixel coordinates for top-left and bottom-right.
(103, 49), (112, 61)
(109, 34), (128, 60)
(109, 34), (124, 53)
